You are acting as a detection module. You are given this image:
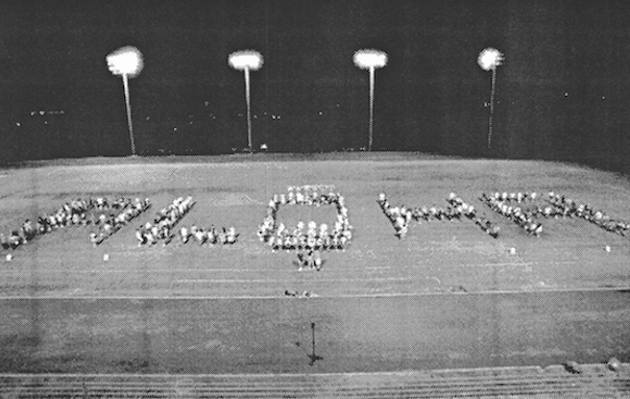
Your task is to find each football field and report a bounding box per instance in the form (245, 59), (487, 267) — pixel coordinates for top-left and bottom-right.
(0, 153), (629, 392)
(1, 153), (629, 298)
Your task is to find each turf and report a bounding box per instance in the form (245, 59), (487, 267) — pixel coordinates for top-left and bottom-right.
(0, 153), (629, 298)
(1, 291), (629, 373)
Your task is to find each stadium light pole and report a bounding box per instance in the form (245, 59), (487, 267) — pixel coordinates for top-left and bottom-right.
(477, 47), (504, 150)
(353, 49), (388, 151)
(228, 50), (264, 151)
(106, 46), (144, 156)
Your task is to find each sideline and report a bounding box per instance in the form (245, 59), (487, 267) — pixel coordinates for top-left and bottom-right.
(0, 362), (625, 378)
(0, 285), (627, 301)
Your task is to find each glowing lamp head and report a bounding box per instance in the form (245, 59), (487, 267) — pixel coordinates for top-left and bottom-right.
(106, 46), (144, 77)
(477, 47), (504, 71)
(228, 50), (264, 71)
(353, 49), (388, 70)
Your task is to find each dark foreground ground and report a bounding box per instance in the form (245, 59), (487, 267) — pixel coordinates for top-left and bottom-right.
(2, 364), (629, 398)
(1, 290), (629, 374)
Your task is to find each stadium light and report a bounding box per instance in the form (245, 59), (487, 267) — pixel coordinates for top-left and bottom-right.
(353, 49), (388, 151)
(477, 47), (504, 150)
(106, 46), (144, 156)
(228, 50), (263, 151)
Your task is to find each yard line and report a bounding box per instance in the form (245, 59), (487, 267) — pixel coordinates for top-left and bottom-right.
(0, 372), (518, 380)
(0, 285), (627, 300)
(0, 261), (577, 275)
(170, 277), (413, 283)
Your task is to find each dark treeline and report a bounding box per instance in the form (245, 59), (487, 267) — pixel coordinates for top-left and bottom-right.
(1, 0), (629, 173)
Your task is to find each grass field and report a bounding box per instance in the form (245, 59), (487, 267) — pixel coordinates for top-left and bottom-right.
(0, 153), (629, 382)
(0, 153), (629, 298)
(1, 291), (629, 374)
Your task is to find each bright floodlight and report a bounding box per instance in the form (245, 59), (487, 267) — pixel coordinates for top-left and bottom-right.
(106, 46), (144, 78)
(228, 50), (263, 71)
(477, 47), (504, 71)
(353, 49), (388, 70)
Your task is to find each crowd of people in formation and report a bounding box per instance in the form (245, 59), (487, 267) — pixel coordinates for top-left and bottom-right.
(1, 198), (88, 251)
(546, 192), (629, 236)
(257, 185), (353, 271)
(135, 196), (196, 246)
(284, 289), (317, 298)
(282, 185), (339, 207)
(480, 192), (544, 236)
(480, 191), (630, 237)
(177, 224), (239, 246)
(377, 192), (500, 239)
(491, 191), (565, 219)
(295, 248), (324, 271)
(0, 197), (150, 251)
(89, 198), (152, 246)
(445, 193), (501, 238)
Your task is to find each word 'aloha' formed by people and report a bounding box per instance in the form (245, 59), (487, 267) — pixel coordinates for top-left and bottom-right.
(377, 192), (500, 239)
(3, 190), (628, 256)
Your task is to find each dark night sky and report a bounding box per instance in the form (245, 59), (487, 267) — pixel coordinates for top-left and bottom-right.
(1, 0), (630, 171)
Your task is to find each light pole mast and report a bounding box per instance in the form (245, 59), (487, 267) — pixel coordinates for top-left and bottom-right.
(121, 73), (136, 155)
